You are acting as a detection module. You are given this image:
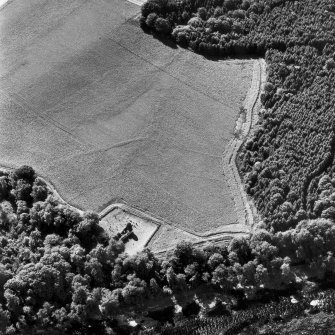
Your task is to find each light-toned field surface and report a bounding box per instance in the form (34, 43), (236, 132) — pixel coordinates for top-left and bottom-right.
(148, 221), (250, 254)
(126, 0), (145, 5)
(148, 222), (201, 252)
(99, 205), (159, 255)
(0, 0), (9, 9)
(0, 0), (253, 235)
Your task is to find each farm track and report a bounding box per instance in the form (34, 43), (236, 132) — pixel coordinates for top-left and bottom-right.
(100, 201), (243, 257)
(150, 59), (266, 256)
(222, 59), (266, 228)
(126, 0), (145, 6)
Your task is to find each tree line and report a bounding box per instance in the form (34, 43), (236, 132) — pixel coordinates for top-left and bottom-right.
(1, 166), (335, 333)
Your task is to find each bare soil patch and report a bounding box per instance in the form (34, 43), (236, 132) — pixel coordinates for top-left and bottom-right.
(0, 0), (253, 236)
(99, 204), (159, 255)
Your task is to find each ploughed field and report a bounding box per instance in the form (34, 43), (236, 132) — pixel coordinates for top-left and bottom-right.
(0, 0), (253, 234)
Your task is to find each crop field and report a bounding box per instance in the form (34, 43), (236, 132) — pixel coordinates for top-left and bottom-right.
(0, 0), (253, 236)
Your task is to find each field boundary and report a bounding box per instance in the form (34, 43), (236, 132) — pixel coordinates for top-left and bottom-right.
(222, 58), (266, 229)
(0, 163), (249, 250)
(126, 0), (145, 6)
(0, 165), (85, 215)
(151, 60), (266, 256)
(99, 203), (161, 248)
(0, 56), (265, 255)
(153, 233), (248, 258)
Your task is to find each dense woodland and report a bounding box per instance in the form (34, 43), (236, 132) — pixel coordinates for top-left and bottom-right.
(1, 0), (335, 333)
(1, 166), (335, 334)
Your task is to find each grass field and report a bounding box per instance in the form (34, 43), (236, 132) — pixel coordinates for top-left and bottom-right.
(0, 0), (253, 235)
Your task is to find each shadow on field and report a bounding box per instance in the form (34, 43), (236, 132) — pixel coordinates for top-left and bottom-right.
(202, 53), (262, 62)
(152, 33), (178, 49)
(140, 24), (178, 49)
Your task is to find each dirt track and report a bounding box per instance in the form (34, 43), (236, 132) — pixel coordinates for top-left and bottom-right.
(150, 59), (266, 254)
(0, 0), (253, 235)
(126, 0), (145, 5)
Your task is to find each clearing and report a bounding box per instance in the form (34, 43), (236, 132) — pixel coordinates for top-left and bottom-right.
(0, 0), (253, 245)
(99, 203), (159, 256)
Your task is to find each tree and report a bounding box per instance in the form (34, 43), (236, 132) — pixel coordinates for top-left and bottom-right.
(141, 0), (162, 18)
(255, 264), (269, 287)
(84, 257), (104, 286)
(172, 241), (194, 268)
(197, 7), (207, 20)
(11, 166), (35, 184)
(228, 236), (252, 265)
(0, 203), (17, 230)
(0, 306), (10, 333)
(212, 264), (236, 290)
(121, 275), (147, 305)
(208, 253), (224, 270)
(36, 302), (54, 328)
(252, 241), (278, 264)
(224, 0), (241, 10)
(99, 288), (121, 316)
(106, 239), (125, 262)
(0, 265), (12, 302)
(325, 58), (335, 70)
(12, 180), (32, 202)
(31, 178), (48, 202)
(188, 17), (203, 28)
(240, 261), (257, 287)
(146, 13), (158, 29)
(76, 211), (100, 248)
(166, 267), (177, 287)
(0, 176), (10, 201)
(155, 18), (172, 34)
(149, 278), (162, 296)
(122, 249), (158, 281)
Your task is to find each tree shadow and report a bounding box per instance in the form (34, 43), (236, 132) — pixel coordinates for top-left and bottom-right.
(202, 52), (262, 62)
(152, 32), (178, 49)
(140, 24), (178, 49)
(202, 53), (220, 61)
